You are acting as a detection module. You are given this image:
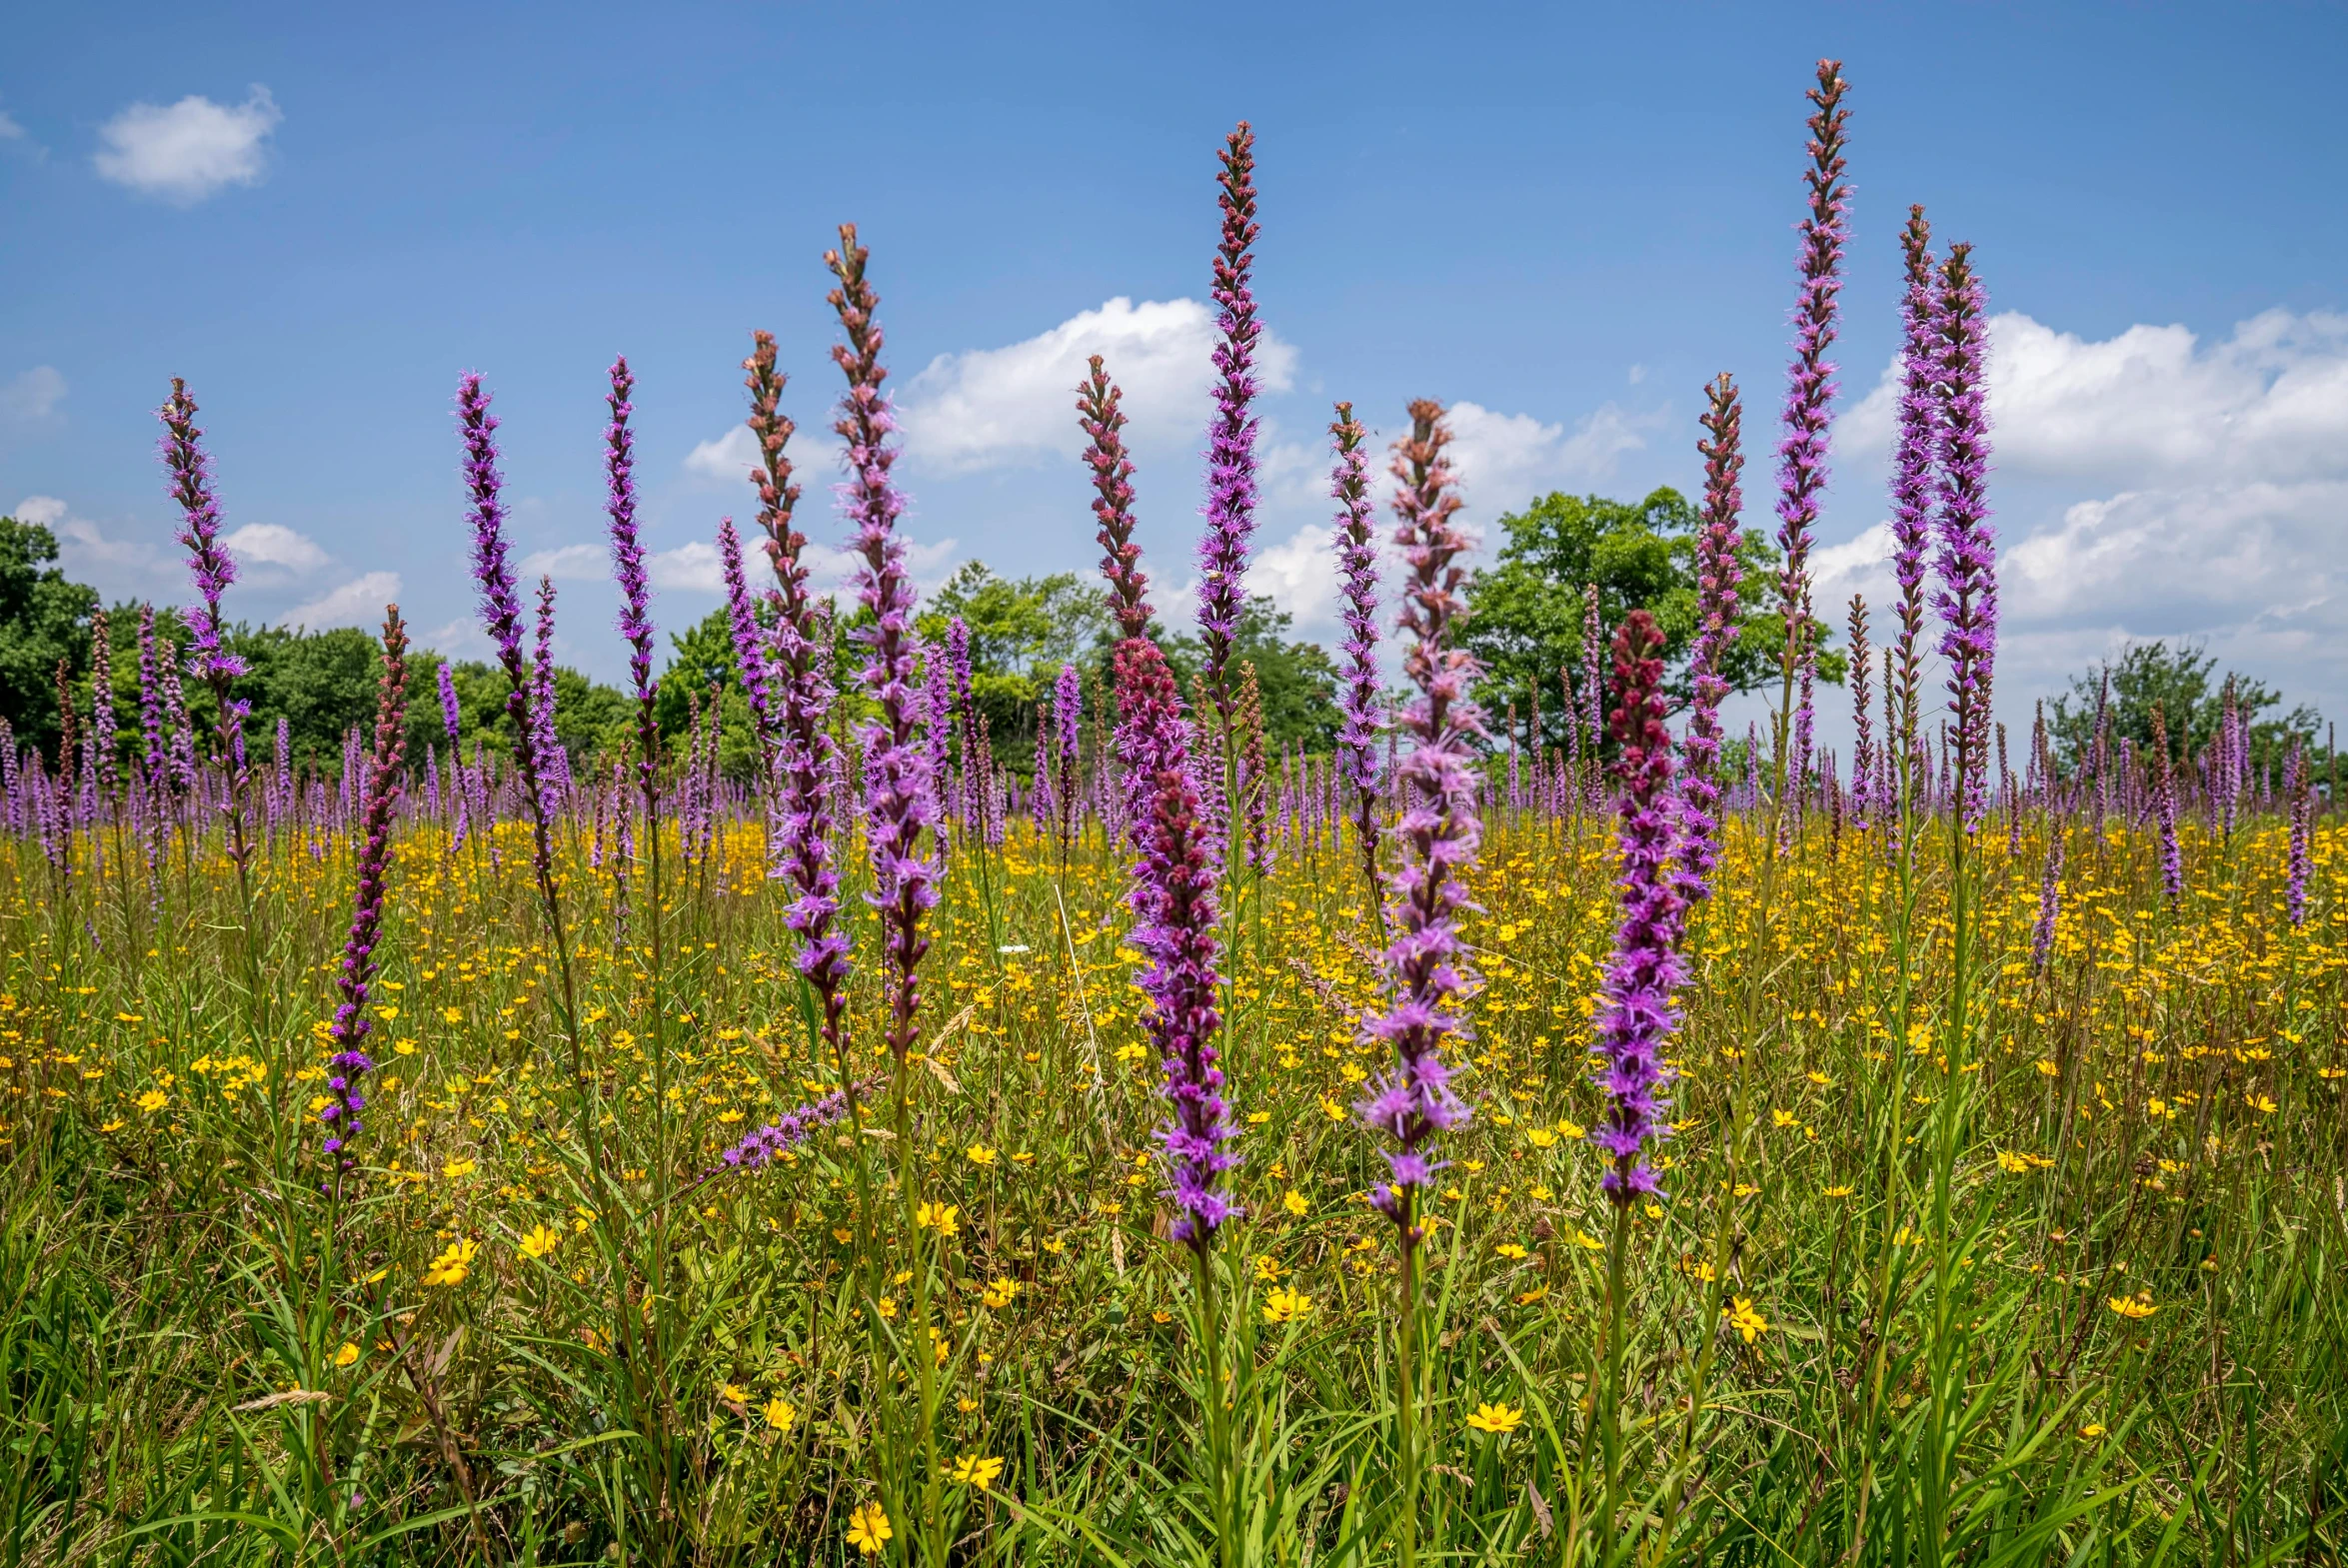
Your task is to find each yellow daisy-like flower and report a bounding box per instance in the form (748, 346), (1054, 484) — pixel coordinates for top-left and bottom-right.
(949, 1452), (1006, 1490)
(443, 1158), (477, 1181)
(1465, 1401), (1524, 1435)
(1260, 1285), (1313, 1325)
(2107, 1295), (2157, 1320)
(717, 1382), (750, 1405)
(333, 1341), (360, 1367)
(136, 1089), (169, 1113)
(846, 1500), (892, 1556)
(422, 1239), (479, 1288)
(1728, 1297), (1768, 1343)
(981, 1277), (1020, 1309)
(1282, 1189), (1309, 1217)
(965, 1144), (998, 1166)
(764, 1397), (796, 1432)
(520, 1223), (562, 1259)
(915, 1201), (961, 1236)
(1494, 1242), (1529, 1260)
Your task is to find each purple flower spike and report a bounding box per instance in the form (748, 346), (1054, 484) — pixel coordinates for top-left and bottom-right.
(1054, 661), (1083, 853)
(1846, 598), (1873, 832)
(719, 1084), (858, 1172)
(1194, 122), (1263, 725)
(1120, 638), (1237, 1249)
(1358, 402), (1483, 1243)
(1330, 403), (1385, 909)
(1591, 610), (1686, 1203)
(1676, 375), (1743, 901)
(827, 225), (937, 1064)
(321, 606), (409, 1184)
(1930, 242), (1997, 827)
(1773, 61), (1851, 756)
(1081, 356), (1153, 643)
(744, 331), (851, 1036)
(438, 662), (462, 746)
(2286, 742), (2313, 928)
(1889, 207), (1938, 765)
(159, 380), (245, 691)
(718, 517), (778, 746)
(2151, 706), (2183, 905)
(2029, 824), (2064, 973)
(606, 355), (664, 808)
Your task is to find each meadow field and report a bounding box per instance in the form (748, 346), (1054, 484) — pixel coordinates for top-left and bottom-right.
(2, 57), (2343, 1568)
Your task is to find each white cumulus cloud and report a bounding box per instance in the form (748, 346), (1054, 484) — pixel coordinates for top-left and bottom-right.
(280, 571), (402, 632)
(519, 543), (610, 581)
(1, 366), (66, 423)
(94, 86), (281, 205)
(223, 521), (326, 571)
(896, 296), (1297, 472)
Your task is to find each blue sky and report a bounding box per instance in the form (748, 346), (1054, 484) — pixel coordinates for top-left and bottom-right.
(5, 2), (2345, 752)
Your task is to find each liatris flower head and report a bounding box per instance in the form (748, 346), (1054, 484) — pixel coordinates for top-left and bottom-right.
(1889, 205), (1937, 761)
(1591, 609), (1686, 1203)
(1676, 373), (1744, 899)
(718, 516), (778, 743)
(1772, 60), (1851, 672)
(1358, 401), (1482, 1240)
(1081, 355), (1152, 642)
(1193, 121), (1262, 721)
(2150, 704), (2183, 905)
(720, 1083), (861, 1171)
(158, 378), (246, 690)
(2286, 741), (2313, 928)
(606, 355), (660, 716)
(437, 661), (462, 745)
(1930, 241), (1997, 826)
(1118, 637), (1236, 1248)
(1846, 596), (1873, 830)
(89, 608), (117, 799)
(1054, 660), (1083, 848)
(828, 224), (938, 1063)
(1330, 402), (1385, 895)
(321, 604), (410, 1181)
(2030, 825), (2064, 974)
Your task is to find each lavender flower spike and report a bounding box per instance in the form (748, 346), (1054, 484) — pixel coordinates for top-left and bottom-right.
(321, 605), (410, 1186)
(1931, 242), (1997, 828)
(828, 225), (938, 1064)
(1772, 61), (1851, 764)
(1591, 610), (1686, 1202)
(1676, 374), (1743, 901)
(159, 380), (245, 691)
(1121, 637), (1237, 1247)
(720, 1084), (859, 1172)
(438, 662), (462, 745)
(2029, 825), (2063, 974)
(606, 355), (664, 808)
(1888, 207), (1938, 767)
(1358, 401), (1483, 1238)
(1330, 403), (1385, 910)
(1194, 122), (1263, 726)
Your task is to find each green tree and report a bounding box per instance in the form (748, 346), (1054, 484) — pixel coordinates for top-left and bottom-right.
(1459, 488), (1841, 752)
(0, 515), (99, 760)
(1151, 596), (1340, 753)
(2048, 641), (2327, 782)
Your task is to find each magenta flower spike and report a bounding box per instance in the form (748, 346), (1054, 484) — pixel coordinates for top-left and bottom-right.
(1889, 207), (1938, 766)
(1081, 356), (1153, 643)
(1193, 122), (1263, 727)
(743, 331), (851, 1035)
(1772, 61), (1851, 769)
(1591, 610), (1686, 1202)
(1330, 403), (1385, 908)
(1930, 242), (1997, 827)
(320, 605), (409, 1189)
(827, 225), (937, 1065)
(1357, 401), (1483, 1242)
(2029, 825), (2063, 974)
(1120, 636), (1237, 1248)
(1677, 374), (1744, 901)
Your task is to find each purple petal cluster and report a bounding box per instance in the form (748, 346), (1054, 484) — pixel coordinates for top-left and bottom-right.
(321, 606), (410, 1183)
(1888, 208), (1937, 763)
(2151, 706), (2184, 905)
(1054, 661), (1083, 851)
(827, 226), (938, 1064)
(1930, 243), (1997, 827)
(2286, 742), (2313, 928)
(158, 380), (246, 691)
(1119, 637), (1237, 1248)
(1846, 597), (1874, 831)
(743, 331), (852, 1033)
(1357, 402), (1483, 1241)
(1591, 611), (1685, 1202)
(720, 1084), (859, 1171)
(1772, 61), (1850, 757)
(1081, 356), (1152, 643)
(1193, 122), (1262, 720)
(2030, 825), (2064, 973)
(1676, 374), (1744, 900)
(1330, 403), (1385, 903)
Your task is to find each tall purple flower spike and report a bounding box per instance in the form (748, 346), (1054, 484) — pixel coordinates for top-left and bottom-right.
(1330, 403), (1385, 910)
(1081, 356), (1152, 644)
(1773, 61), (1850, 761)
(2151, 705), (2183, 906)
(321, 605), (409, 1186)
(2029, 823), (2063, 973)
(720, 1083), (860, 1172)
(530, 576), (561, 784)
(1358, 401), (1483, 1243)
(745, 330), (852, 1041)
(458, 374), (560, 858)
(1677, 374), (1743, 901)
(828, 225), (938, 1065)
(1931, 242), (1997, 828)
(1054, 661), (1083, 851)
(2285, 742), (2313, 928)
(1194, 122), (1262, 728)
(1847, 598), (1874, 831)
(159, 380), (245, 692)
(717, 517), (778, 747)
(1591, 610), (1685, 1202)
(1121, 637), (1237, 1248)
(1889, 207), (1938, 768)
(438, 662), (462, 745)
(606, 356), (664, 806)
